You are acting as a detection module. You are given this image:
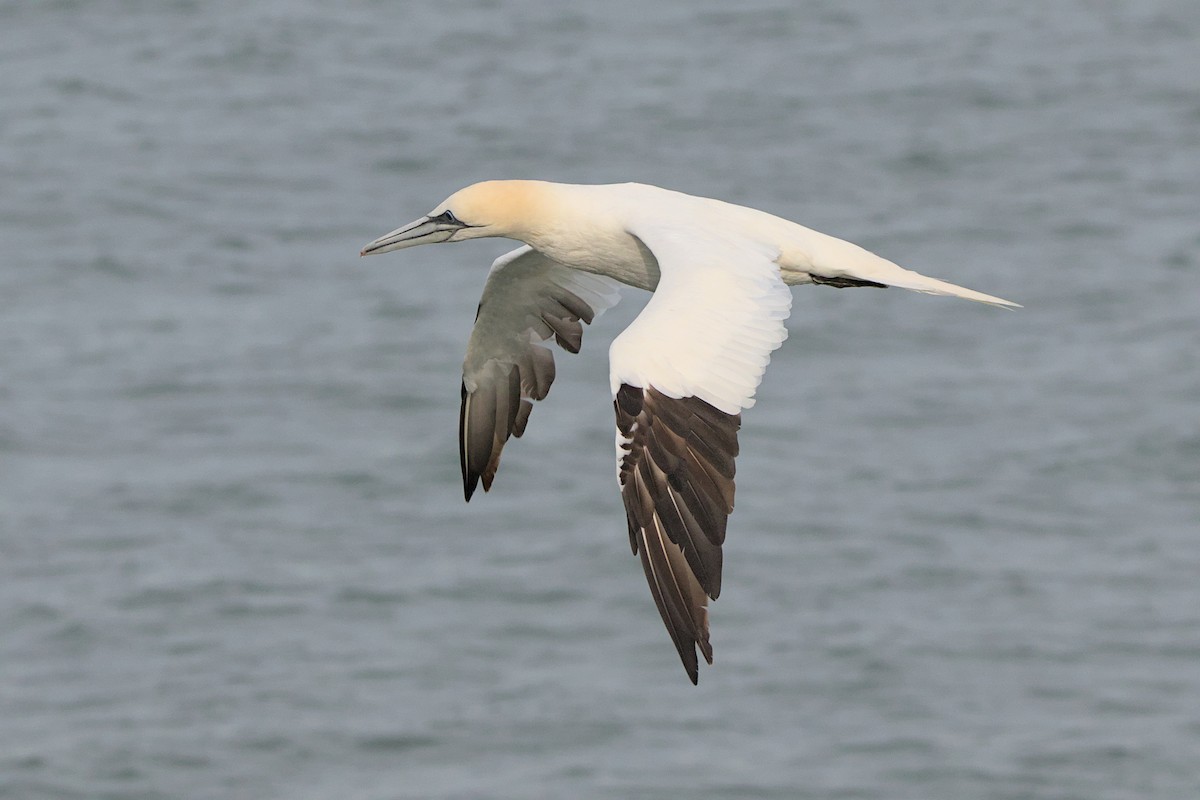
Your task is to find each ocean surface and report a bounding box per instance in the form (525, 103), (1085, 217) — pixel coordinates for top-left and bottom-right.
(2, 2), (1198, 798)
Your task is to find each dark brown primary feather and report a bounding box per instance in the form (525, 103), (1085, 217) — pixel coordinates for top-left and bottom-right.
(614, 384), (740, 684)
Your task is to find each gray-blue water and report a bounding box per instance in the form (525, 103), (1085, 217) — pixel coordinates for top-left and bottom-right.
(3, 2), (1198, 798)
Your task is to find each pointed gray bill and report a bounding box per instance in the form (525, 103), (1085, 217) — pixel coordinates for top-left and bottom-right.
(360, 215), (461, 256)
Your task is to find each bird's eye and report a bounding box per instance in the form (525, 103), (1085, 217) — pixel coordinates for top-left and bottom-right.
(439, 210), (459, 224)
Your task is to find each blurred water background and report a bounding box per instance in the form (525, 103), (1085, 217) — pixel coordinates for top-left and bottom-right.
(2, 1), (1199, 798)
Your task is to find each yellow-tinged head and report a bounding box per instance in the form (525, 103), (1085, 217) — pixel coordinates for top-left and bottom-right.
(360, 180), (551, 256)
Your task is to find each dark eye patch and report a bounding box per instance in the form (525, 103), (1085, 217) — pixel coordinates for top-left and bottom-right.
(436, 210), (460, 224)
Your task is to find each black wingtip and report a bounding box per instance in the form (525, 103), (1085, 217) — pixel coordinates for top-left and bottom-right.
(463, 472), (479, 502)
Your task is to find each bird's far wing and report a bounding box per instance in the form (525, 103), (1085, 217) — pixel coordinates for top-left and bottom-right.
(461, 245), (621, 500)
(609, 224), (792, 683)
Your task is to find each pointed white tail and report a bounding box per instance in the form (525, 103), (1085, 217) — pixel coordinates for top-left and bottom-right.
(872, 269), (1021, 308)
(809, 238), (1021, 309)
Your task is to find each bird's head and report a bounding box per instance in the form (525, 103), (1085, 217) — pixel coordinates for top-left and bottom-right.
(360, 180), (545, 256)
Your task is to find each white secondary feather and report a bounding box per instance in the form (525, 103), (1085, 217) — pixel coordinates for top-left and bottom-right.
(608, 224), (792, 415)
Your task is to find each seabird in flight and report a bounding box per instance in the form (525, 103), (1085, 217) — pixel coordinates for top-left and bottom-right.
(361, 180), (1017, 683)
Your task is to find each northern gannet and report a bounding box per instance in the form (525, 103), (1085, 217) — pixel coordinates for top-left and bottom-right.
(361, 180), (1017, 684)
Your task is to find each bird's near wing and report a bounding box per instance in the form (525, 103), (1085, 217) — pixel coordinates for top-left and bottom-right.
(609, 224), (792, 683)
(461, 245), (621, 500)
